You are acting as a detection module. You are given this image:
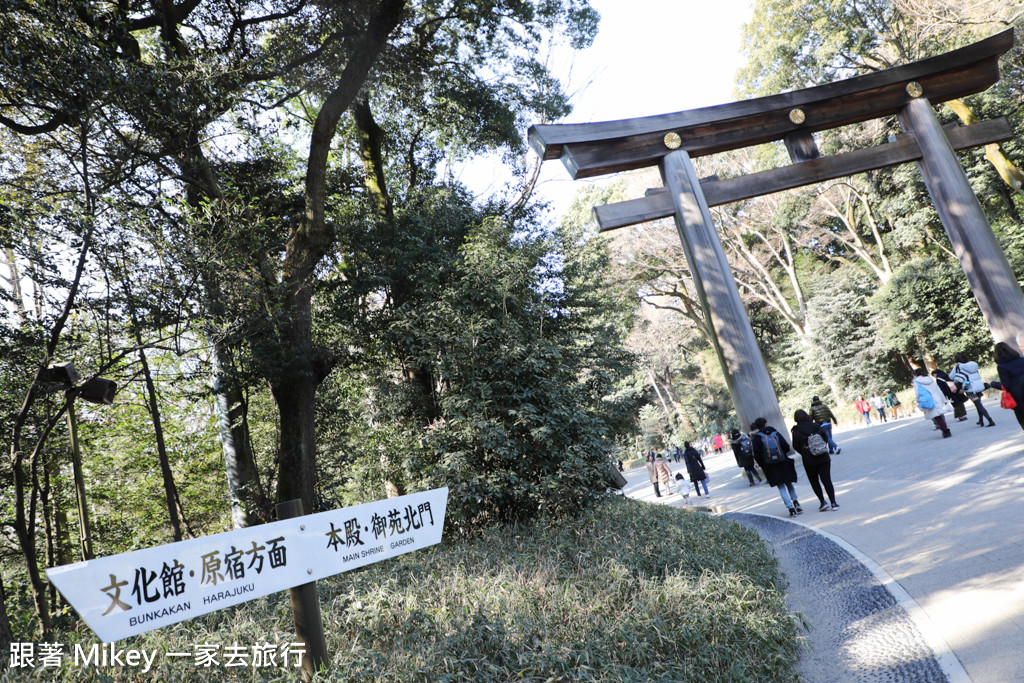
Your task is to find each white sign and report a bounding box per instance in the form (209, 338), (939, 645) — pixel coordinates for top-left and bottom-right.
(46, 487), (448, 643)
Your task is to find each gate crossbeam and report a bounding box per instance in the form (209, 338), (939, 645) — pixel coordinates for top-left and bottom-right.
(594, 118), (1013, 232)
(529, 30), (1012, 180)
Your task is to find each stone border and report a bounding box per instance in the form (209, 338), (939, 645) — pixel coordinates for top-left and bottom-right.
(724, 511), (970, 682)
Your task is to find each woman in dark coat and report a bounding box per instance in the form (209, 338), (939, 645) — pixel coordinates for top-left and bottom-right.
(729, 429), (763, 486)
(932, 368), (968, 421)
(750, 417), (802, 516)
(682, 442), (709, 497)
(791, 409), (839, 512)
(994, 341), (1024, 432)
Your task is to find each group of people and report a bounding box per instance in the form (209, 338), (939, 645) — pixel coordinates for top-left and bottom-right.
(640, 336), (1024, 517)
(728, 402), (841, 517)
(644, 443), (712, 502)
(852, 390), (903, 424)
(912, 352), (997, 438)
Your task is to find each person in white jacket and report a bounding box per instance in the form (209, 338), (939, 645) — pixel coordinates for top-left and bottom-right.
(952, 352), (995, 427)
(913, 368), (952, 438)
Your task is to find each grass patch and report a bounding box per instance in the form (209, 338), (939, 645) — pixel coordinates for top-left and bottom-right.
(8, 496), (799, 681)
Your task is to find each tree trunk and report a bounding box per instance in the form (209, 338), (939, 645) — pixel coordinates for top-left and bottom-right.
(138, 347), (188, 540)
(272, 0), (408, 510)
(211, 342), (265, 528)
(2, 248), (26, 326)
(12, 452), (52, 635)
(0, 571), (13, 651)
(41, 450), (56, 607)
(270, 288), (319, 511)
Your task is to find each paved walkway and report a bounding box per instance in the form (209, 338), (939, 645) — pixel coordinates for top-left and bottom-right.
(621, 404), (1024, 682)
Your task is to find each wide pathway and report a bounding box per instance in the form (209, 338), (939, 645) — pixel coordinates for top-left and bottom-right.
(621, 405), (1024, 682)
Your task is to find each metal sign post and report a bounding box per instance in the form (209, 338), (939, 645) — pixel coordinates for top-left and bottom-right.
(276, 498), (328, 679)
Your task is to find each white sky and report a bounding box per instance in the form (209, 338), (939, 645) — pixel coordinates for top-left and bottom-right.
(456, 0), (756, 217)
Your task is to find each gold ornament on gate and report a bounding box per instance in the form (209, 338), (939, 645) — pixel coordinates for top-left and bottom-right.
(906, 81), (924, 98)
(789, 108), (806, 125)
(663, 132), (682, 150)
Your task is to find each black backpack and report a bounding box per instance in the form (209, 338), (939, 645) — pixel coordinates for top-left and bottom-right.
(737, 434), (753, 459)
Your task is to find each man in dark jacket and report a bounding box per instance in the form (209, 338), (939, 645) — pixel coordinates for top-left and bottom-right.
(808, 396), (840, 454)
(729, 429), (763, 486)
(750, 417), (802, 516)
(932, 368), (968, 421)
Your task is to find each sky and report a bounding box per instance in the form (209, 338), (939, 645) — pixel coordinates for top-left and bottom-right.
(456, 0), (757, 217)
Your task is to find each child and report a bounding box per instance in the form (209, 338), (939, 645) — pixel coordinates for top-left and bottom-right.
(674, 473), (691, 505)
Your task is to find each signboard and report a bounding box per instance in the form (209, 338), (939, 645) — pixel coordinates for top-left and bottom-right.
(46, 487), (448, 643)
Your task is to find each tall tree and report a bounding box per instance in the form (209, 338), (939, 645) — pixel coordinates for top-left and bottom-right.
(0, 0), (600, 519)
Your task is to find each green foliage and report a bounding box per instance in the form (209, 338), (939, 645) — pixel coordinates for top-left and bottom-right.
(398, 217), (632, 529)
(802, 273), (905, 401)
(7, 497), (799, 682)
(871, 257), (992, 366)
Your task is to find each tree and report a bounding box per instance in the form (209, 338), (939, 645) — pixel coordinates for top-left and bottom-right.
(0, 0), (601, 520)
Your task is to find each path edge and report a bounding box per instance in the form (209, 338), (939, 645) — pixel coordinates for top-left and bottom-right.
(726, 511), (971, 683)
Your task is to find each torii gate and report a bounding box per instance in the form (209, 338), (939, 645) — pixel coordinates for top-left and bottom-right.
(528, 29), (1024, 433)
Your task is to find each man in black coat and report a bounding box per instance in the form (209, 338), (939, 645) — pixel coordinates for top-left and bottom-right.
(750, 417), (802, 517)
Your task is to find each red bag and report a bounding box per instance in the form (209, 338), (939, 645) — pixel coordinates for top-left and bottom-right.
(1001, 389), (1017, 409)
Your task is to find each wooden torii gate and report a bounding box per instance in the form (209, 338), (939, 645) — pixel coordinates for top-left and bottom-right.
(528, 29), (1023, 433)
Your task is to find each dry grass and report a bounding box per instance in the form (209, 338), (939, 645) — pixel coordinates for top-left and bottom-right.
(6, 496), (798, 682)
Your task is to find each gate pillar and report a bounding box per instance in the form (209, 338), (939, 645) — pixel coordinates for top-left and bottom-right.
(660, 150), (786, 432)
(899, 97), (1024, 347)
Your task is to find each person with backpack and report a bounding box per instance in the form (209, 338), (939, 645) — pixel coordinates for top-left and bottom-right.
(870, 391), (888, 422)
(913, 368), (952, 438)
(791, 409), (839, 512)
(951, 351), (995, 427)
(750, 417), (803, 517)
(884, 389), (903, 420)
(809, 396), (841, 454)
(729, 429), (763, 486)
(682, 442), (710, 497)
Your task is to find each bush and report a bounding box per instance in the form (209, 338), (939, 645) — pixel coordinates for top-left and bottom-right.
(12, 496), (799, 682)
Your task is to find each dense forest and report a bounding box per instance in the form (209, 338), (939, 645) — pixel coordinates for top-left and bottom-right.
(3, 0), (1024, 648)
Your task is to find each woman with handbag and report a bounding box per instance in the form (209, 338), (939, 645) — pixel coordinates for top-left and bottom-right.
(994, 341), (1024, 432)
(952, 351), (995, 427)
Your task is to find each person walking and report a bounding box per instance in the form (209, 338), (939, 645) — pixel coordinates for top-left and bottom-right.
(952, 351), (995, 427)
(682, 442), (709, 497)
(808, 396), (841, 453)
(994, 340), (1024, 432)
(750, 417), (802, 517)
(791, 409), (840, 512)
(854, 395), (872, 425)
(933, 368), (968, 422)
(885, 388), (902, 420)
(653, 451), (674, 495)
(645, 452), (662, 498)
(729, 429), (763, 486)
(870, 391), (888, 422)
(913, 368), (952, 438)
